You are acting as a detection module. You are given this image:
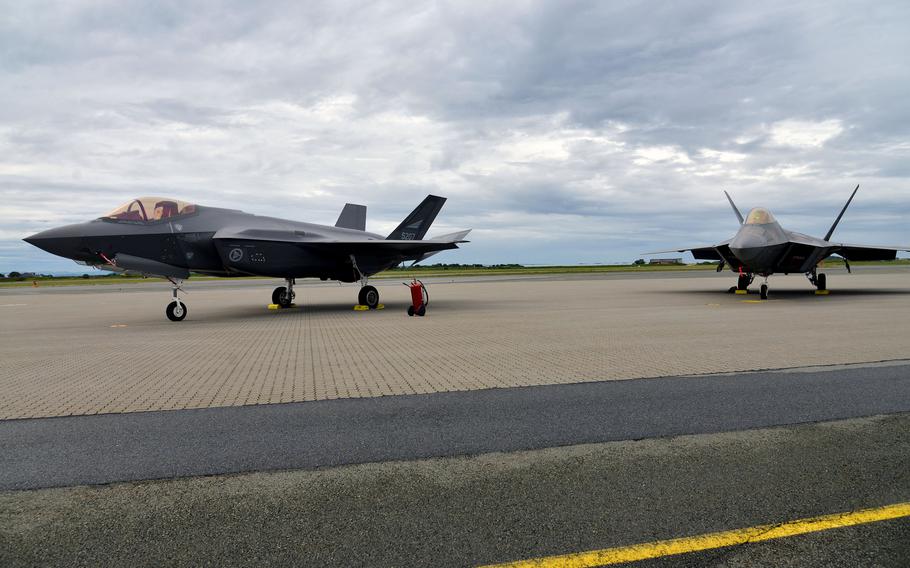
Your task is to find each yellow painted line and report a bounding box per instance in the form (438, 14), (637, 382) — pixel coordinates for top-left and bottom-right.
(480, 501), (910, 568)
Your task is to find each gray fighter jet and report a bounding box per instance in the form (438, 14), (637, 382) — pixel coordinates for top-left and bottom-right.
(24, 195), (470, 320)
(650, 186), (909, 299)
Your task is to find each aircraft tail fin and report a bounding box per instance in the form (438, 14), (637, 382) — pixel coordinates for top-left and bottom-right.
(386, 195), (446, 240)
(724, 190), (744, 224)
(824, 184), (859, 241)
(335, 203), (367, 231)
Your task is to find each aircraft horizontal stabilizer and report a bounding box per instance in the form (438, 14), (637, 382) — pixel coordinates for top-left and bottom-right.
(408, 230), (472, 265)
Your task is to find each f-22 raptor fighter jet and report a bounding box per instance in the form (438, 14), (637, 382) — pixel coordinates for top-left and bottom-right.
(652, 186), (909, 299)
(25, 195), (470, 321)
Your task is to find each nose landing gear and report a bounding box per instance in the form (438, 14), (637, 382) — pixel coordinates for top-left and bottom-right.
(166, 278), (187, 321)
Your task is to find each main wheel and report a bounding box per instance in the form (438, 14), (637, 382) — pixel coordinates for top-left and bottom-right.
(272, 286), (286, 305)
(760, 284), (769, 300)
(166, 301), (187, 322)
(359, 285), (379, 309)
(816, 273), (827, 291)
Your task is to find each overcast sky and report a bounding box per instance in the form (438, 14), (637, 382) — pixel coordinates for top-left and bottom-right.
(2, 0), (909, 273)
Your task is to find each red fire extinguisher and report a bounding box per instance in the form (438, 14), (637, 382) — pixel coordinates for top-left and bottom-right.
(405, 279), (428, 316)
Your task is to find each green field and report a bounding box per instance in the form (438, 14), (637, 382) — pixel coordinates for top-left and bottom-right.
(2, 259), (908, 288)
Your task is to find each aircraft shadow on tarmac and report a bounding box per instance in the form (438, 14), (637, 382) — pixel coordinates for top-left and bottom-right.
(190, 297), (490, 323)
(679, 288), (910, 300)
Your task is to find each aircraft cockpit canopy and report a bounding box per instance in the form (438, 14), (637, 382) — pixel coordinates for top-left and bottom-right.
(101, 197), (197, 223)
(744, 207), (776, 225)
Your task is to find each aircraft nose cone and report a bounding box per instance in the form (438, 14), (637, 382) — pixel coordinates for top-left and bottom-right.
(23, 225), (84, 259)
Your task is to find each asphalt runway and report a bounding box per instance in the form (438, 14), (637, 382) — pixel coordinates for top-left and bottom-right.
(3, 413), (908, 567)
(2, 361), (910, 491)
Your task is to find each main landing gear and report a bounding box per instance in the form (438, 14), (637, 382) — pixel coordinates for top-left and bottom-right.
(728, 272), (754, 294)
(759, 281), (769, 300)
(272, 278), (296, 308)
(350, 254), (380, 309)
(807, 269), (827, 292)
(358, 285), (380, 309)
(166, 278), (187, 321)
(727, 272), (770, 300)
(807, 269), (829, 295)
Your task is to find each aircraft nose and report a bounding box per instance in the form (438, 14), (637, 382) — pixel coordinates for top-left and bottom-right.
(23, 225), (85, 259)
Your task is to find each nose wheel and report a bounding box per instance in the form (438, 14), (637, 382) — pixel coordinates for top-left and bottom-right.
(165, 278), (187, 321)
(166, 300), (187, 321)
(759, 283), (769, 300)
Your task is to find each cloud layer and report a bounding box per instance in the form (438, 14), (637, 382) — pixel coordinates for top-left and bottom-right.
(2, 0), (909, 273)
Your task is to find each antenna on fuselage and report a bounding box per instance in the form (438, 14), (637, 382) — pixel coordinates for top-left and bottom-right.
(824, 184), (860, 241)
(724, 190), (744, 225)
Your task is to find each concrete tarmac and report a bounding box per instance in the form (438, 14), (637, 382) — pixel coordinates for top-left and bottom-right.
(2, 269), (910, 419)
(2, 271), (910, 566)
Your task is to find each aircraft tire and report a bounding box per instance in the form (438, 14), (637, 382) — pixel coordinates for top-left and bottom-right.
(272, 287), (286, 305)
(760, 284), (768, 300)
(359, 285), (379, 309)
(737, 274), (750, 290)
(817, 273), (826, 291)
(166, 301), (187, 322)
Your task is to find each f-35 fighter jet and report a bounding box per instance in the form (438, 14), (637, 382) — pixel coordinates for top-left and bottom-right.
(651, 186), (908, 299)
(25, 195), (470, 320)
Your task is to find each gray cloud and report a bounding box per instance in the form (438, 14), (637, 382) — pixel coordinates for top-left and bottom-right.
(2, 0), (909, 273)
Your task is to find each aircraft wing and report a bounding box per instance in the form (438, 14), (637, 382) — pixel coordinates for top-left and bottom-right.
(214, 228), (470, 258)
(645, 246), (724, 261)
(833, 243), (910, 261)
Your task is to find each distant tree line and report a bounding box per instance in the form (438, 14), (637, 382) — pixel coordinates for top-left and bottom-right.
(390, 263), (525, 270)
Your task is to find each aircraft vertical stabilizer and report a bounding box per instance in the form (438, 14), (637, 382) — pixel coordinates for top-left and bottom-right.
(386, 195), (446, 240)
(335, 203), (367, 231)
(824, 185), (859, 241)
(724, 191), (744, 224)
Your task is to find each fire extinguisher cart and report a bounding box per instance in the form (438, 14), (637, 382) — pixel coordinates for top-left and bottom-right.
(405, 279), (428, 316)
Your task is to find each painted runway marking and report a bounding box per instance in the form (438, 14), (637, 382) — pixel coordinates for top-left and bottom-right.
(0, 304), (28, 307)
(481, 501), (910, 568)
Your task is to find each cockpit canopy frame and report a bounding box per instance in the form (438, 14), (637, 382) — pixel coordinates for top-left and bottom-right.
(101, 197), (197, 223)
(744, 207), (776, 225)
